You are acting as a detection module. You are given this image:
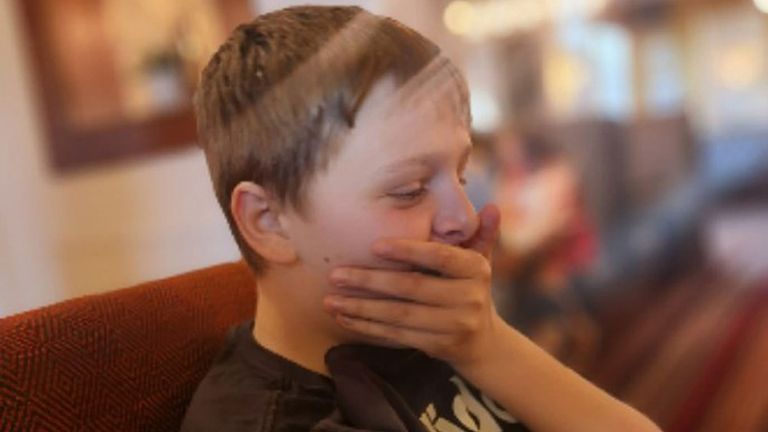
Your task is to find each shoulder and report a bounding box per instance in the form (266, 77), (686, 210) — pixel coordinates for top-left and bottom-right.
(180, 321), (280, 432)
(180, 321), (336, 432)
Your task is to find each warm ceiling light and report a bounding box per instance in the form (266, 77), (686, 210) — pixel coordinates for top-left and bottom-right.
(444, 1), (476, 36)
(444, 0), (549, 39)
(544, 50), (587, 114)
(755, 0), (768, 13)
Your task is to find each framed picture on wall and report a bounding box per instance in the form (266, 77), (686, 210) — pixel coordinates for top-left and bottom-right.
(18, 0), (252, 171)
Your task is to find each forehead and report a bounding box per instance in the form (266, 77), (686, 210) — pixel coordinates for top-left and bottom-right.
(354, 60), (470, 138)
(382, 57), (470, 125)
(326, 72), (471, 179)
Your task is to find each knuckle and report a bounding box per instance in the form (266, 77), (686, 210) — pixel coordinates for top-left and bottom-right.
(477, 258), (492, 281)
(466, 292), (486, 311)
(391, 303), (411, 323)
(458, 315), (480, 333)
(405, 272), (422, 291)
(388, 273), (417, 298)
(454, 316), (471, 332)
(435, 248), (454, 270)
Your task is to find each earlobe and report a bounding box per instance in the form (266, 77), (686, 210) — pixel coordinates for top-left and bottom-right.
(231, 182), (298, 265)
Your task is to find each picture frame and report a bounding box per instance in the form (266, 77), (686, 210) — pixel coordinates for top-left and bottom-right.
(18, 0), (252, 171)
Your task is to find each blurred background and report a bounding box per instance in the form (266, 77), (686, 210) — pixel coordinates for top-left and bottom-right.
(1, 0), (767, 429)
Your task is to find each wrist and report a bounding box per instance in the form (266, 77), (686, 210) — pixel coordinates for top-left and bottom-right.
(453, 314), (522, 380)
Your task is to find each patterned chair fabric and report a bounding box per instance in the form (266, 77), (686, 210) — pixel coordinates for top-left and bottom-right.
(0, 261), (256, 432)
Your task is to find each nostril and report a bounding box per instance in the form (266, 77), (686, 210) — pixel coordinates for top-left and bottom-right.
(433, 199), (479, 245)
(435, 227), (471, 246)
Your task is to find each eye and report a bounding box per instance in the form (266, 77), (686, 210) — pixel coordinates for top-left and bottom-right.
(388, 184), (427, 202)
(390, 188), (426, 201)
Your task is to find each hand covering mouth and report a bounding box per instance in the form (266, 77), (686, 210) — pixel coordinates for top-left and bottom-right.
(332, 267), (443, 301)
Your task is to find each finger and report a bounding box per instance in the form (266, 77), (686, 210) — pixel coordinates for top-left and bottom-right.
(334, 313), (454, 354)
(330, 268), (471, 306)
(324, 296), (474, 333)
(461, 203), (501, 259)
(371, 240), (489, 279)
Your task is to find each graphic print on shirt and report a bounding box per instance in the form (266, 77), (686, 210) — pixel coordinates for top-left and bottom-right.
(418, 376), (518, 432)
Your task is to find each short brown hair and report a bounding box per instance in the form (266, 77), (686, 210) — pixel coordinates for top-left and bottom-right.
(195, 6), (468, 273)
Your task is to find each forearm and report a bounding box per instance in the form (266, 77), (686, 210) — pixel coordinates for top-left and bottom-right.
(456, 317), (661, 432)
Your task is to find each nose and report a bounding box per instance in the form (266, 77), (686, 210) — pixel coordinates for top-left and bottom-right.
(430, 183), (479, 246)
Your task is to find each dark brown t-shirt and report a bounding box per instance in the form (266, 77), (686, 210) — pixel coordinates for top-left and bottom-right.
(180, 321), (529, 431)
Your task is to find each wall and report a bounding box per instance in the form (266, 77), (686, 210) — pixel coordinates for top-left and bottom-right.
(256, 0), (463, 63)
(0, 0), (239, 317)
(0, 0), (468, 317)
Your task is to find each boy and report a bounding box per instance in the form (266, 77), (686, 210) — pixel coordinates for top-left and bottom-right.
(182, 6), (660, 432)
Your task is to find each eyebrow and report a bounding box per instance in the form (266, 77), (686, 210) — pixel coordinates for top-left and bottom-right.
(379, 142), (473, 175)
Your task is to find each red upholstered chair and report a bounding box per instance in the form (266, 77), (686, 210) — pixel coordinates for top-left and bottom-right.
(0, 261), (256, 432)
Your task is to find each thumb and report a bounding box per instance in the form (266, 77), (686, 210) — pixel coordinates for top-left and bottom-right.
(462, 203), (501, 260)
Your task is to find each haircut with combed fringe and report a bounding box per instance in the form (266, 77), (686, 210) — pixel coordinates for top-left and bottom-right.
(195, 6), (469, 274)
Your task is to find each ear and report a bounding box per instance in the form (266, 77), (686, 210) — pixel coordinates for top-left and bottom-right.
(231, 182), (298, 265)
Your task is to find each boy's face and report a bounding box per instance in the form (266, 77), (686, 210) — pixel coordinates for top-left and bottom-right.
(280, 73), (478, 298)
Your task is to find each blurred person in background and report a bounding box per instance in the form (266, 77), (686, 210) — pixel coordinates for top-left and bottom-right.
(465, 132), (496, 211)
(492, 124), (599, 371)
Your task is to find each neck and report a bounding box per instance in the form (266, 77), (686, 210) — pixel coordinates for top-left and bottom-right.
(252, 269), (341, 376)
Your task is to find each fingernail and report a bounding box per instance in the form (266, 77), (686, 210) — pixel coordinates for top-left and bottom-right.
(330, 270), (348, 286)
(324, 296), (345, 309)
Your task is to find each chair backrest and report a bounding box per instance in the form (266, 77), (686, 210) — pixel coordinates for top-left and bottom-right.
(0, 261), (256, 432)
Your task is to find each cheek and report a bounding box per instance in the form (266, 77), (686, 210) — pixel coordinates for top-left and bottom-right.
(374, 206), (432, 240)
(312, 204), (433, 269)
